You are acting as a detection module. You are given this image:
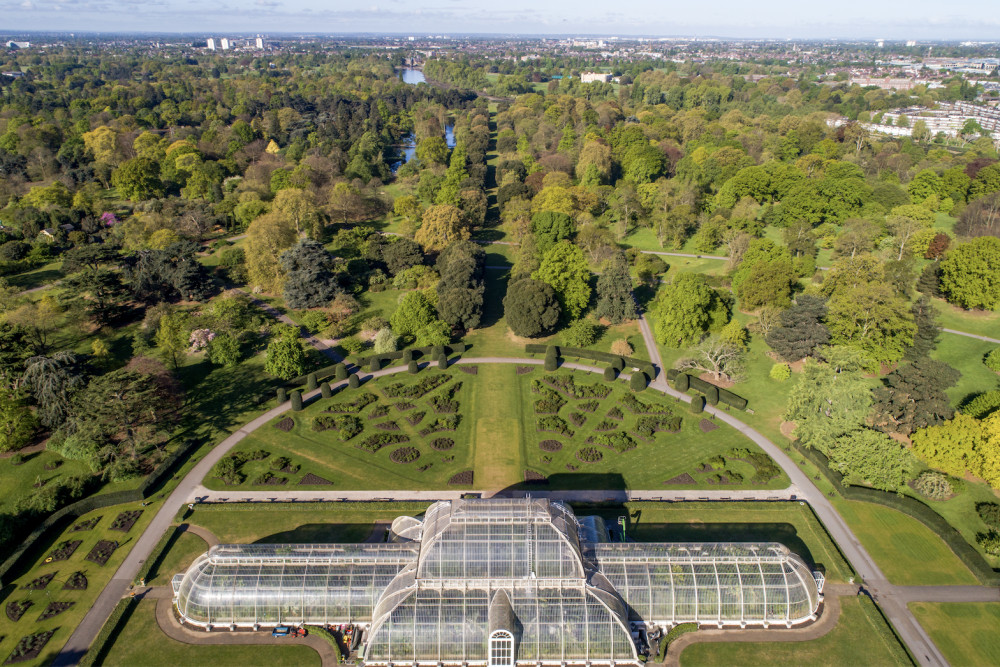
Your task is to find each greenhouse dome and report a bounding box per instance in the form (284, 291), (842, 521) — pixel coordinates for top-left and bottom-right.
(173, 498), (824, 665)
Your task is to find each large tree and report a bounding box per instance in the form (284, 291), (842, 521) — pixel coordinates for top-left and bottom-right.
(533, 241), (592, 320)
(21, 351), (86, 428)
(264, 325), (307, 380)
(280, 239), (341, 309)
(871, 358), (959, 436)
(829, 428), (909, 491)
(826, 282), (915, 364)
(503, 278), (560, 337)
(531, 211), (575, 256)
(415, 204), (469, 252)
(435, 240), (485, 330)
(594, 252), (638, 324)
(784, 357), (871, 452)
(652, 272), (715, 347)
(390, 291), (437, 339)
(245, 211), (297, 293)
(939, 236), (1000, 310)
(111, 157), (164, 201)
(765, 295), (830, 362)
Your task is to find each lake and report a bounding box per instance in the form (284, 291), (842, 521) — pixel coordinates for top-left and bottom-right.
(392, 72), (455, 171)
(401, 68), (425, 85)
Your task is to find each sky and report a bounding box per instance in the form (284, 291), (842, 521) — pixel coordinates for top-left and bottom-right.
(2, 0), (1000, 40)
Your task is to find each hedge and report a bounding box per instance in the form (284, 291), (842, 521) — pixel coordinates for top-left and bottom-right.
(291, 390), (303, 411)
(306, 373), (318, 390)
(320, 382), (332, 399)
(657, 622), (698, 661)
(191, 500), (431, 512)
(0, 438), (200, 586)
(525, 344), (655, 379)
(306, 625), (343, 663)
(134, 524), (183, 585)
(347, 345), (460, 374)
(78, 597), (138, 667)
(666, 369), (748, 410)
(792, 441), (1000, 585)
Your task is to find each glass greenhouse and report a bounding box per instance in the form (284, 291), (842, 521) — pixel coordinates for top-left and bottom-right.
(173, 499), (824, 665)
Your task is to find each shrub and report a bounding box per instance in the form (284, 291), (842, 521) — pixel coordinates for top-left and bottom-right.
(348, 374), (360, 389)
(689, 396), (705, 414)
(913, 471), (954, 500)
(401, 349), (413, 364)
(977, 502), (1000, 530)
(276, 387), (287, 404)
(985, 348), (1000, 373)
(963, 390), (1000, 418)
(340, 336), (365, 355)
(603, 366), (616, 381)
(705, 384), (719, 406)
(389, 447), (420, 463)
(290, 390), (303, 411)
(544, 346), (558, 371)
(537, 416), (574, 436)
(629, 371), (648, 392)
(674, 373), (690, 391)
(408, 360), (419, 374)
(610, 339), (633, 357)
(334, 363), (348, 381)
(770, 363), (791, 382)
(976, 530), (1000, 556)
(587, 432), (636, 453)
(369, 358), (381, 373)
(306, 373), (318, 390)
(634, 415), (682, 438)
(563, 318), (600, 347)
(10, 453), (23, 466)
(611, 356), (625, 372)
(313, 414), (363, 440)
(356, 433), (409, 453)
(576, 447), (603, 463)
(320, 382), (332, 399)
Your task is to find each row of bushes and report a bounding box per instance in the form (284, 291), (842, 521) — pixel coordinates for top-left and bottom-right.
(666, 369), (748, 410)
(350, 343), (464, 372)
(0, 438), (201, 586)
(792, 441), (1000, 585)
(191, 501), (432, 512)
(525, 344), (656, 379)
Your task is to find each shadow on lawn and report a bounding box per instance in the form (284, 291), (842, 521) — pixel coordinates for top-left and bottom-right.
(254, 523), (382, 544)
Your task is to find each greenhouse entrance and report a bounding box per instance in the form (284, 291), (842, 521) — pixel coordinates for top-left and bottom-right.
(173, 499), (824, 666)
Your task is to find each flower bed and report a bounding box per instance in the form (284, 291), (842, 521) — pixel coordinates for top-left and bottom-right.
(541, 375), (611, 400)
(393, 402), (415, 412)
(389, 447), (420, 464)
(568, 412), (587, 427)
(606, 407), (624, 421)
(538, 439), (562, 452)
(576, 447), (603, 463)
(369, 404), (390, 419)
(71, 517), (101, 532)
(523, 470), (548, 484)
(5, 601), (31, 623)
(47, 540), (81, 562)
(515, 366), (534, 375)
(430, 438), (455, 451)
(298, 473), (333, 486)
(37, 601), (73, 620)
(356, 433), (409, 453)
(110, 510), (143, 532)
(619, 394), (673, 415)
(274, 417), (295, 432)
(448, 471), (473, 485)
(587, 432), (637, 453)
(578, 400), (599, 413)
(405, 411), (426, 426)
(374, 420), (401, 431)
(325, 392), (377, 414)
(4, 631), (54, 665)
(459, 365), (478, 375)
(536, 416), (573, 437)
(63, 571), (88, 590)
(85, 540), (119, 566)
(418, 416), (460, 436)
(22, 573), (54, 590)
(382, 374), (450, 399)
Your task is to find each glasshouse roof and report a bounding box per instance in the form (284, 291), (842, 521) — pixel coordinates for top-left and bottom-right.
(173, 499), (824, 666)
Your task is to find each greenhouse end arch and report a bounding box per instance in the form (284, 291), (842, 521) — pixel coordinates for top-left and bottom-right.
(173, 499), (825, 665)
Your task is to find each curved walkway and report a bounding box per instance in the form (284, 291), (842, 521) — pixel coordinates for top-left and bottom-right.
(154, 597), (337, 666)
(178, 523), (220, 548)
(942, 328), (1000, 344)
(663, 583), (853, 666)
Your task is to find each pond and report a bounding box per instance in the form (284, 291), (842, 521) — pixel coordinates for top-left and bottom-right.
(392, 72), (456, 170)
(401, 68), (426, 85)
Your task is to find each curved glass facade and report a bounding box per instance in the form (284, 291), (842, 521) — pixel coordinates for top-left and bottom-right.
(173, 499), (823, 665)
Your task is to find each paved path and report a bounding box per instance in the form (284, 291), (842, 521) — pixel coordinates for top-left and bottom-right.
(178, 523), (220, 548)
(942, 328), (1000, 344)
(154, 598), (338, 666)
(640, 250), (727, 261)
(891, 585), (1000, 604)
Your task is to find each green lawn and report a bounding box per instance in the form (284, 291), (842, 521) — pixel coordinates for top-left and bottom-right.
(145, 530), (208, 586)
(611, 501), (853, 583)
(932, 332), (998, 407)
(909, 602), (1000, 667)
(99, 600), (320, 667)
(832, 499), (978, 586)
(932, 298), (1000, 339)
(679, 596), (911, 667)
(209, 364), (788, 493)
(5, 260), (64, 291)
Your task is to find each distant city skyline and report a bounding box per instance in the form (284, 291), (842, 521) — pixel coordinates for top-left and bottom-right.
(1, 1), (999, 40)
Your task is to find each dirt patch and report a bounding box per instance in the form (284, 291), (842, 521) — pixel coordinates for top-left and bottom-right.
(5, 601), (31, 623)
(516, 366), (534, 375)
(85, 540), (119, 566)
(298, 473), (332, 486)
(697, 463), (715, 473)
(274, 417), (294, 432)
(888, 431), (913, 446)
(448, 471), (473, 485)
(523, 470), (548, 484)
(47, 540), (81, 562)
(459, 366), (478, 375)
(110, 510), (142, 532)
(539, 439), (562, 452)
(71, 517), (100, 532)
(779, 420), (797, 440)
(699, 419), (718, 433)
(663, 473), (697, 485)
(697, 373), (734, 389)
(389, 447), (420, 463)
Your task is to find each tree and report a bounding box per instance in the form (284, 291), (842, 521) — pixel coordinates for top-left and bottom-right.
(207, 332), (242, 367)
(0, 387), (37, 453)
(784, 358), (871, 452)
(826, 282), (915, 364)
(21, 352), (86, 428)
(871, 358), (959, 436)
(834, 218), (880, 259)
(155, 310), (189, 369)
(503, 278), (560, 337)
(563, 318), (601, 347)
(594, 252), (638, 324)
(245, 211), (297, 293)
(4, 298), (62, 354)
(373, 327), (398, 354)
(676, 336), (746, 383)
(531, 211), (575, 256)
(532, 241), (591, 320)
(415, 204), (469, 252)
(907, 295), (941, 359)
(912, 413), (982, 479)
(111, 157), (164, 201)
(435, 240), (485, 330)
(765, 295), (830, 361)
(280, 240), (341, 309)
(415, 320), (451, 347)
(416, 136), (449, 165)
(390, 291), (436, 339)
(830, 429), (909, 491)
(328, 182), (366, 224)
(272, 188), (322, 238)
(375, 237), (424, 276)
(652, 273), (714, 347)
(887, 212), (930, 261)
(264, 325), (307, 380)
(940, 237), (1000, 310)
(738, 258), (796, 310)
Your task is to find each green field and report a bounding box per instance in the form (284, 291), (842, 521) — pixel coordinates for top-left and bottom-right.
(832, 500), (977, 586)
(909, 602), (1000, 667)
(679, 596), (912, 667)
(99, 601), (320, 667)
(208, 364), (788, 492)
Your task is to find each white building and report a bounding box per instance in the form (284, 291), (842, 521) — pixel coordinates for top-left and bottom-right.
(581, 72), (613, 84)
(220, 38), (231, 51)
(255, 37), (264, 50)
(207, 38), (216, 51)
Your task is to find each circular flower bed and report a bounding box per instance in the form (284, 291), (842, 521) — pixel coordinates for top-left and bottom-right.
(576, 447), (603, 463)
(389, 447), (421, 464)
(539, 439), (562, 452)
(430, 438), (455, 451)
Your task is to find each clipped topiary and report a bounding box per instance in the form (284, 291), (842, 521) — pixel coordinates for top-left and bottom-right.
(603, 366), (616, 382)
(307, 373), (318, 391)
(629, 371), (648, 392)
(689, 395), (705, 414)
(408, 360), (419, 374)
(674, 373), (690, 392)
(277, 387), (287, 404)
(976, 502), (1000, 530)
(432, 345), (445, 358)
(451, 342), (465, 355)
(544, 346), (558, 371)
(369, 358), (381, 373)
(436, 352), (448, 367)
(290, 390), (303, 411)
(705, 384), (719, 406)
(348, 373), (360, 389)
(611, 356), (625, 372)
(401, 349), (413, 364)
(320, 383), (332, 399)
(334, 363), (348, 381)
